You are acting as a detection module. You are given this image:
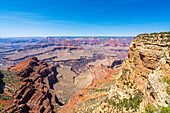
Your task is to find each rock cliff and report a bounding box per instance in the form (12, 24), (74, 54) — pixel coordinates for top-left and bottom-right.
(3, 57), (63, 113)
(59, 32), (170, 113)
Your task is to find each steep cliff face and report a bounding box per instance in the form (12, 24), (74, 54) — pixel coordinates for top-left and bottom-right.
(3, 57), (63, 113)
(114, 32), (170, 112)
(59, 32), (170, 113)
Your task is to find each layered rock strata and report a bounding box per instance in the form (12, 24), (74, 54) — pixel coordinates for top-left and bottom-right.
(59, 32), (170, 113)
(3, 57), (62, 113)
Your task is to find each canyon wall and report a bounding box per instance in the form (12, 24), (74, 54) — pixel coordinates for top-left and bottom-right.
(59, 32), (170, 113)
(3, 57), (63, 113)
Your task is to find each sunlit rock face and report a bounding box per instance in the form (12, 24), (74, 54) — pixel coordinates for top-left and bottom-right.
(124, 33), (170, 111)
(59, 32), (170, 113)
(4, 57), (62, 113)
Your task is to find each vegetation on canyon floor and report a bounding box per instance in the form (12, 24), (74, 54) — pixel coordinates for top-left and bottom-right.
(104, 89), (143, 112)
(0, 103), (3, 112)
(145, 103), (170, 113)
(0, 70), (20, 94)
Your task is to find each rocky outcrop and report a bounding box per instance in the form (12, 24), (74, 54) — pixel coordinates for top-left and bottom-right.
(123, 33), (170, 111)
(59, 32), (170, 113)
(111, 59), (123, 69)
(107, 32), (170, 112)
(4, 57), (62, 113)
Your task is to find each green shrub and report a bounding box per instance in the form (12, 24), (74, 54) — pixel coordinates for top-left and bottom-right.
(104, 90), (143, 111)
(145, 103), (170, 113)
(142, 33), (149, 35)
(166, 86), (170, 95)
(0, 103), (3, 112)
(160, 32), (169, 34)
(150, 32), (158, 35)
(162, 76), (170, 85)
(160, 106), (170, 113)
(160, 35), (164, 38)
(119, 69), (130, 80)
(145, 104), (156, 113)
(166, 38), (170, 42)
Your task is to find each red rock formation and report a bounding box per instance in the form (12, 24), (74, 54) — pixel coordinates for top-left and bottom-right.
(59, 65), (121, 113)
(4, 57), (62, 113)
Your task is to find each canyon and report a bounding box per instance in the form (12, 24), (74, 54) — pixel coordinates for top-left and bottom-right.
(59, 32), (170, 113)
(0, 37), (133, 69)
(0, 36), (133, 112)
(0, 32), (169, 113)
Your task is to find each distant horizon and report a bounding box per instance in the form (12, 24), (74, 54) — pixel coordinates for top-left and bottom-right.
(2, 30), (170, 38)
(0, 35), (135, 39)
(0, 30), (170, 38)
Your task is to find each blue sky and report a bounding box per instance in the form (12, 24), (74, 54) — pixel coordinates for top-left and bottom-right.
(0, 0), (170, 37)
